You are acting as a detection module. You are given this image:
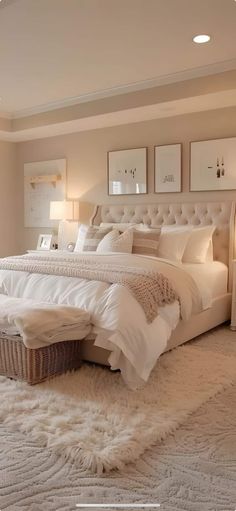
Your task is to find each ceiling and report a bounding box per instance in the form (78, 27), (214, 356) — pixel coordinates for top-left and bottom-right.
(0, 0), (236, 117)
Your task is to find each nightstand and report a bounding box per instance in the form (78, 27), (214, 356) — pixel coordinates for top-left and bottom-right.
(27, 250), (59, 254)
(26, 250), (68, 255)
(230, 260), (236, 330)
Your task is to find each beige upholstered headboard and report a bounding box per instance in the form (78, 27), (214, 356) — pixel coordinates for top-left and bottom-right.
(91, 201), (236, 291)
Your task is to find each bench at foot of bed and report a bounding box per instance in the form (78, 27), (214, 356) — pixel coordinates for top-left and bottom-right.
(0, 334), (81, 384)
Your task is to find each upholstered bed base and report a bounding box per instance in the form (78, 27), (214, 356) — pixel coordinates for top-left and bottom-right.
(79, 200), (235, 367)
(80, 293), (231, 366)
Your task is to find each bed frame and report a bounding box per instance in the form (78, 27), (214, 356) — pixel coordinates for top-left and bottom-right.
(80, 201), (235, 365)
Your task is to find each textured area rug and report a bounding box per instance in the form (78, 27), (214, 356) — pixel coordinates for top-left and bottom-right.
(0, 329), (236, 474)
(0, 327), (236, 511)
(1, 381), (236, 511)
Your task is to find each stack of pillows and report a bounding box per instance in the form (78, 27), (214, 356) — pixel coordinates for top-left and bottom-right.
(74, 222), (216, 264)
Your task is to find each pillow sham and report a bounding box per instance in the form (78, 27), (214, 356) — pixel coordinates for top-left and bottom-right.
(96, 228), (133, 253)
(132, 228), (161, 256)
(182, 225), (216, 263)
(157, 227), (192, 262)
(74, 225), (112, 252)
(205, 239), (213, 261)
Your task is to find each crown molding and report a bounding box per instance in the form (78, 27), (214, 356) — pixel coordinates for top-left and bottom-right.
(9, 58), (236, 120)
(1, 89), (236, 143)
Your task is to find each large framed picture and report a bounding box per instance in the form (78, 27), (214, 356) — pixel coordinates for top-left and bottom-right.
(190, 137), (236, 191)
(154, 144), (181, 193)
(108, 147), (147, 195)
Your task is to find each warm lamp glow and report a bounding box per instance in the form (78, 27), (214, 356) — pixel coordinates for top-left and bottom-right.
(50, 200), (79, 221)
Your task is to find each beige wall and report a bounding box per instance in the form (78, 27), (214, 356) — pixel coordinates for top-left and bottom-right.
(0, 141), (20, 256)
(16, 105), (236, 251)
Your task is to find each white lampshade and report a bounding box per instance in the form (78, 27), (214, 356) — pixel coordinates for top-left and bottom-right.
(50, 200), (79, 221)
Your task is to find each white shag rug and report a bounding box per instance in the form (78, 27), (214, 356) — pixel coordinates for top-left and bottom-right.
(0, 341), (235, 474)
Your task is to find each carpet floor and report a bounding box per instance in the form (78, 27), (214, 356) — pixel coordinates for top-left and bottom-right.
(0, 326), (236, 511)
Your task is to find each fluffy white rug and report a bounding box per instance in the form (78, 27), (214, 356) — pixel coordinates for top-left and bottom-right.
(0, 341), (235, 474)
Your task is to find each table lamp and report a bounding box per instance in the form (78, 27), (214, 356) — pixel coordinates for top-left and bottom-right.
(50, 200), (79, 250)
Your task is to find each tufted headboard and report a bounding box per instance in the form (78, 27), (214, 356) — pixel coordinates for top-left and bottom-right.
(91, 201), (236, 291)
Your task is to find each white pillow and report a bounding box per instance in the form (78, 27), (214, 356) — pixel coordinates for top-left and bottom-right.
(158, 228), (192, 262)
(96, 229), (133, 253)
(182, 226), (216, 264)
(161, 225), (193, 233)
(205, 239), (213, 261)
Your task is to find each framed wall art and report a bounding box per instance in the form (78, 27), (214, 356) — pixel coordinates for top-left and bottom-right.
(190, 137), (236, 191)
(24, 159), (66, 228)
(108, 147), (147, 195)
(154, 144), (181, 193)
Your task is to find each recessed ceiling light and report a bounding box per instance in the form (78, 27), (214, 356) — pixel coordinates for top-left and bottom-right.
(193, 34), (211, 44)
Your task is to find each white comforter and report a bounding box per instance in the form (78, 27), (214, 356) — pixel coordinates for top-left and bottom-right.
(0, 252), (205, 388)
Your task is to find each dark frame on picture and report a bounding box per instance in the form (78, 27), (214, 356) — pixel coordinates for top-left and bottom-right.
(154, 143), (182, 193)
(107, 147), (148, 195)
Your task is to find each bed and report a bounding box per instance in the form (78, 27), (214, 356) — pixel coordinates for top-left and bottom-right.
(0, 201), (234, 388)
(80, 201), (235, 374)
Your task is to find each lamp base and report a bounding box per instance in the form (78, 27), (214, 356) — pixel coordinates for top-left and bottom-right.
(58, 220), (79, 250)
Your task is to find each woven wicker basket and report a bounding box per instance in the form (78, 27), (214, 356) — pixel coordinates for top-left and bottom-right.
(0, 333), (81, 384)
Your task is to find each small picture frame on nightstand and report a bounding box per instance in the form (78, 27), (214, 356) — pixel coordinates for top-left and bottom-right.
(37, 234), (52, 251)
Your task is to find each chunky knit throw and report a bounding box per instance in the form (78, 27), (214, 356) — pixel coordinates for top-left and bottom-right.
(0, 254), (178, 323)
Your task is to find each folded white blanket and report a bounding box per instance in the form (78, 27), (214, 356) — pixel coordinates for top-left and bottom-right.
(0, 295), (91, 349)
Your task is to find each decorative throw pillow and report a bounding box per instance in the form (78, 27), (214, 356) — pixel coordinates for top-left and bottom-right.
(157, 227), (192, 262)
(96, 229), (133, 253)
(74, 225), (112, 252)
(132, 228), (161, 256)
(182, 226), (216, 263)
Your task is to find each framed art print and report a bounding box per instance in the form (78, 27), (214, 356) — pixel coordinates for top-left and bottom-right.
(108, 147), (147, 195)
(155, 144), (181, 193)
(190, 137), (236, 191)
(37, 234), (52, 250)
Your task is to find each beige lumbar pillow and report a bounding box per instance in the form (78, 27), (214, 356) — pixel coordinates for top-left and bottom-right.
(132, 228), (161, 256)
(74, 225), (112, 252)
(96, 229), (133, 253)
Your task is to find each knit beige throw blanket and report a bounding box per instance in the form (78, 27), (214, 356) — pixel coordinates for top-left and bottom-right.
(0, 254), (178, 323)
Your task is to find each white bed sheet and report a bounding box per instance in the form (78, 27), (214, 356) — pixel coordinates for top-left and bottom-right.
(182, 261), (228, 309)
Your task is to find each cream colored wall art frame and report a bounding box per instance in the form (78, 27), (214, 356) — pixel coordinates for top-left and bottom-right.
(190, 137), (236, 191)
(24, 158), (66, 228)
(154, 144), (181, 193)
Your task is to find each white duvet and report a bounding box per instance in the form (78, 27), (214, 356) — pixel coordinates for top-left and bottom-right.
(0, 252), (206, 388)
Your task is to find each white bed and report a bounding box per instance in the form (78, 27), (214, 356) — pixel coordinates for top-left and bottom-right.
(0, 201), (234, 388)
(80, 201), (235, 379)
(182, 261), (228, 304)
